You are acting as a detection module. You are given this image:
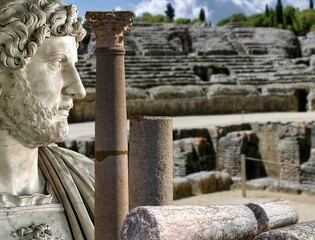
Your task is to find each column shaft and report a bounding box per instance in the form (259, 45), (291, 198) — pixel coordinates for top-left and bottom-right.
(129, 116), (173, 209)
(86, 11), (133, 240)
(95, 48), (128, 240)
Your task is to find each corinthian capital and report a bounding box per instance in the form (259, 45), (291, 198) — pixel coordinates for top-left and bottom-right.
(86, 11), (133, 48)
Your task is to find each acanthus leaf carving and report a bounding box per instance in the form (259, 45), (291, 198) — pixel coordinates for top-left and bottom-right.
(86, 11), (134, 48)
(14, 223), (63, 240)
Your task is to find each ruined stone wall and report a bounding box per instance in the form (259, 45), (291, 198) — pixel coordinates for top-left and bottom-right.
(278, 138), (301, 182)
(61, 121), (315, 184)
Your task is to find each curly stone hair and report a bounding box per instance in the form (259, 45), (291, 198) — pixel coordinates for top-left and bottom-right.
(0, 0), (86, 70)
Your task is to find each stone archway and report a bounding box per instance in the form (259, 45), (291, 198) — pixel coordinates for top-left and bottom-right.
(167, 30), (192, 54)
(294, 89), (308, 112)
(193, 65), (230, 81)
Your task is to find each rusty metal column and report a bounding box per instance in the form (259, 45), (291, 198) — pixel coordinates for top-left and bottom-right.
(86, 11), (133, 240)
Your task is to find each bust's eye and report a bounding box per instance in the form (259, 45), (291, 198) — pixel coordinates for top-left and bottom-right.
(48, 60), (62, 71)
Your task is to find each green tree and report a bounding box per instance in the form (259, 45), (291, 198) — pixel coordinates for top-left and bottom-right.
(310, 0), (314, 9)
(199, 8), (206, 22)
(165, 3), (175, 21)
(217, 18), (230, 26)
(246, 13), (267, 27)
(134, 12), (166, 23)
(175, 18), (191, 24)
(216, 13), (247, 26)
(265, 4), (270, 17)
(283, 5), (296, 27)
(275, 0), (284, 25)
(294, 9), (315, 35)
(230, 13), (247, 23)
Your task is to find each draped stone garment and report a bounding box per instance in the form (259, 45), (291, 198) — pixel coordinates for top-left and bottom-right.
(38, 145), (95, 240)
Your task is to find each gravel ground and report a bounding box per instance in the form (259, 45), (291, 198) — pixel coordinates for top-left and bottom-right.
(174, 189), (315, 222)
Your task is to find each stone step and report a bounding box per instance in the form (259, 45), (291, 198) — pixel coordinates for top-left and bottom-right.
(125, 66), (192, 72)
(124, 57), (280, 64)
(125, 59), (271, 66)
(273, 72), (314, 77)
(229, 65), (275, 70)
(234, 69), (276, 74)
(126, 73), (198, 79)
(125, 71), (194, 76)
(127, 80), (200, 88)
(236, 78), (270, 85)
(272, 76), (315, 82)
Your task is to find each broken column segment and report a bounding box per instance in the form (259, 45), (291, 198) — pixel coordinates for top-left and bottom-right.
(129, 116), (173, 210)
(245, 198), (299, 234)
(122, 199), (299, 240)
(122, 205), (258, 240)
(86, 11), (133, 240)
(254, 221), (315, 240)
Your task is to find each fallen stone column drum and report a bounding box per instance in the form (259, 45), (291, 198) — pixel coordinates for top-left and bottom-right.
(245, 198), (299, 234)
(129, 116), (173, 209)
(254, 221), (315, 240)
(122, 205), (258, 240)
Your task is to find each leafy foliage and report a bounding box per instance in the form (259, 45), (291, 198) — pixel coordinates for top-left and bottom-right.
(175, 18), (191, 24)
(265, 4), (270, 17)
(165, 3), (175, 21)
(134, 2), (315, 35)
(216, 3), (315, 36)
(217, 13), (247, 26)
(199, 8), (206, 22)
(134, 13), (166, 23)
(275, 0), (284, 24)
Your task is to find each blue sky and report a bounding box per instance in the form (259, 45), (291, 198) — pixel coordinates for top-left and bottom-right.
(68, 0), (310, 25)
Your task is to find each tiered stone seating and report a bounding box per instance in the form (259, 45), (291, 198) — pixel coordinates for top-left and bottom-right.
(72, 22), (315, 119)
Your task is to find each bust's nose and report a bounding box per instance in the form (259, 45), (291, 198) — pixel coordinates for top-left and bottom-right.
(62, 66), (86, 99)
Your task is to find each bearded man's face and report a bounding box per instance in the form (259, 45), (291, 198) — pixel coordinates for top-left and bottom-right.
(0, 36), (86, 148)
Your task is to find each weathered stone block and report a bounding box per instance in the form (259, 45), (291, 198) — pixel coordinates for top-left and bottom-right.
(301, 148), (315, 184)
(254, 221), (315, 240)
(149, 85), (205, 100)
(246, 199), (298, 234)
(173, 138), (215, 177)
(186, 171), (217, 195)
(122, 205), (258, 240)
(173, 177), (193, 200)
(217, 131), (261, 177)
(126, 87), (148, 99)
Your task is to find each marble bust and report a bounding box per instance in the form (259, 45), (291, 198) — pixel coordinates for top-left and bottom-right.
(0, 0), (94, 239)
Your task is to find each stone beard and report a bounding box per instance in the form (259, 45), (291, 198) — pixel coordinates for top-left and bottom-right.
(0, 68), (69, 148)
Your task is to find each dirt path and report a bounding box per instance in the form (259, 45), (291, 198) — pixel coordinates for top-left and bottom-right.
(174, 189), (315, 222)
(68, 112), (315, 139)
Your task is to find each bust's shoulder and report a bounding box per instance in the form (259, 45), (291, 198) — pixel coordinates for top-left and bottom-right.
(45, 145), (95, 177)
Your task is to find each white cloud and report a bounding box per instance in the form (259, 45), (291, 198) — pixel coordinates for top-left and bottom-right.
(174, 0), (213, 20)
(114, 6), (123, 11)
(285, 0), (308, 10)
(222, 0), (309, 15)
(133, 0), (212, 20)
(226, 0), (275, 14)
(134, 0), (169, 17)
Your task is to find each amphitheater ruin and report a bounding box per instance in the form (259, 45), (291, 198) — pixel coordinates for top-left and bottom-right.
(73, 22), (315, 120)
(65, 20), (315, 239)
(66, 22), (315, 186)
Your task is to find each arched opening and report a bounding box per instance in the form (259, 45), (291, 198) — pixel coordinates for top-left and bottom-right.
(193, 65), (230, 82)
(167, 31), (192, 54)
(242, 133), (267, 180)
(294, 89), (308, 112)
